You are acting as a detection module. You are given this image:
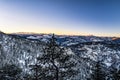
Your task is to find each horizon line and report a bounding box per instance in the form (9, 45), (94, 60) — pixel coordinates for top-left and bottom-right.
(4, 31), (119, 38)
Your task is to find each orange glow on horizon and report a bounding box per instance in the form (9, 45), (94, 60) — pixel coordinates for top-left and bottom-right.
(4, 30), (120, 37)
(0, 26), (120, 37)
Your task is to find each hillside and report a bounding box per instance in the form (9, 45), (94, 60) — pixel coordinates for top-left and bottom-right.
(0, 32), (120, 80)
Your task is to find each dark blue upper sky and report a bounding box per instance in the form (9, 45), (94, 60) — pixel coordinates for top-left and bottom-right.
(0, 0), (120, 36)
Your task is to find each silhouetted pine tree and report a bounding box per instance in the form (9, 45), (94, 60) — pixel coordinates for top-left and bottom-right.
(0, 64), (22, 80)
(111, 68), (120, 80)
(91, 61), (106, 80)
(30, 34), (78, 80)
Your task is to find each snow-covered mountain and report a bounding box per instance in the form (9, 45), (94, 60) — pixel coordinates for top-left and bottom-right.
(0, 32), (120, 80)
(11, 33), (114, 46)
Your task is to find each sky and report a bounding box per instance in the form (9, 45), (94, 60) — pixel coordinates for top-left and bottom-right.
(0, 0), (120, 37)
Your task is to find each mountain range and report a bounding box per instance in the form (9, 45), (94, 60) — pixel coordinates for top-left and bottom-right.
(0, 31), (120, 80)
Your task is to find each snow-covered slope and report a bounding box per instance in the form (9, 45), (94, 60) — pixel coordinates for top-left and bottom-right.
(0, 32), (45, 73)
(69, 42), (120, 80)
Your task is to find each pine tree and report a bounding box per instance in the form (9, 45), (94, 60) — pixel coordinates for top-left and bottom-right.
(30, 34), (78, 80)
(91, 61), (106, 80)
(0, 64), (22, 80)
(111, 68), (120, 80)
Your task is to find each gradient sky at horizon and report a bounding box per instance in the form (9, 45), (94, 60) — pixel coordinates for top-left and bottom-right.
(0, 0), (120, 37)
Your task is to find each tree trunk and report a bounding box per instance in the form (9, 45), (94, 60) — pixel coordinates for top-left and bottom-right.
(56, 68), (59, 80)
(51, 60), (59, 80)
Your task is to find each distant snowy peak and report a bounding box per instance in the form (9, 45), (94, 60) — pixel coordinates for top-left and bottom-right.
(27, 36), (41, 39)
(112, 38), (120, 43)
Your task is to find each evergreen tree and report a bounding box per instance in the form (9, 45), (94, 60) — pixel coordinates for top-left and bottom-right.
(91, 61), (106, 80)
(0, 64), (22, 80)
(30, 34), (78, 80)
(111, 68), (120, 80)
